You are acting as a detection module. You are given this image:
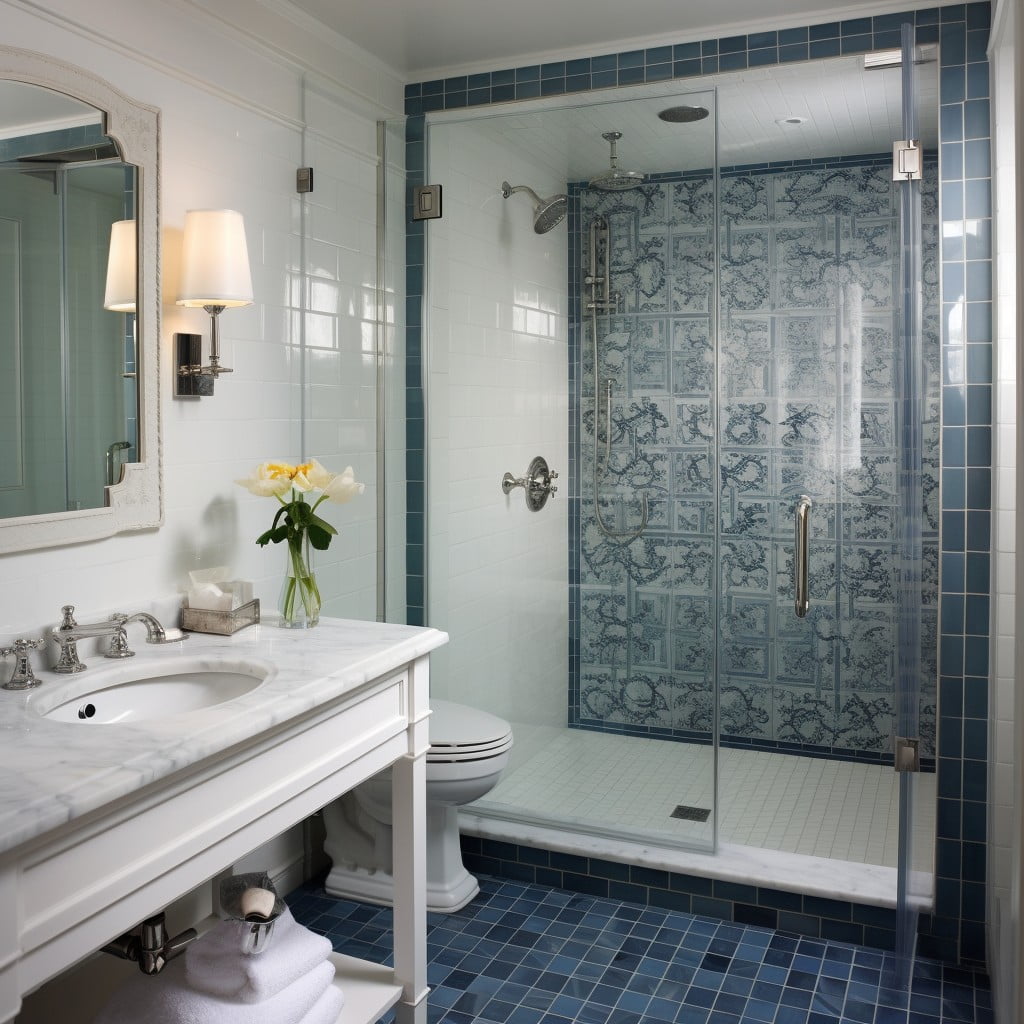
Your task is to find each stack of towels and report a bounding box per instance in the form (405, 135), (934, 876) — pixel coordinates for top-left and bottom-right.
(94, 909), (342, 1024)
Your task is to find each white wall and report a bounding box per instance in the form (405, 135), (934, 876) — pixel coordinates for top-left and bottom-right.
(0, 0), (403, 641)
(424, 114), (569, 728)
(0, 4), (400, 1014)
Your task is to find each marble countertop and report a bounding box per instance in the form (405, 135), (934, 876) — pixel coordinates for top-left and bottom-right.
(0, 617), (447, 857)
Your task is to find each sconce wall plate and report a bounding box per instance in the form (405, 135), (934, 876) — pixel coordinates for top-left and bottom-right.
(174, 333), (214, 398)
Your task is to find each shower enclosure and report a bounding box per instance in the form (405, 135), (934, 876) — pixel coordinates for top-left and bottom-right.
(416, 40), (937, 953)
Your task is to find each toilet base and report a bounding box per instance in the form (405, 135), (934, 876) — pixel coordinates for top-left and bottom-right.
(323, 793), (482, 913)
(324, 860), (480, 913)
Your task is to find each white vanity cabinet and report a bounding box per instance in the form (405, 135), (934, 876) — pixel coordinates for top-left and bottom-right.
(0, 619), (447, 1024)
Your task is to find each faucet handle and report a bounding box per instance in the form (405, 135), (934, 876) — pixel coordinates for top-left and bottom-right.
(1, 638), (45, 690)
(104, 614), (136, 660)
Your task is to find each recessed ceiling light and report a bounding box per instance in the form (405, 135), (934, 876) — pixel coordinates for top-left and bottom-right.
(775, 116), (808, 127)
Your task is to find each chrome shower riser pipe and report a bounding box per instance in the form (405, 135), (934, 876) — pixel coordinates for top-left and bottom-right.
(587, 214), (648, 542)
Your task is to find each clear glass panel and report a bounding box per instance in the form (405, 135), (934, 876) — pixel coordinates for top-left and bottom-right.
(299, 74), (379, 621)
(381, 117), (409, 624)
(417, 47), (940, 889)
(424, 88), (719, 852)
(894, 19), (940, 969)
(714, 49), (938, 878)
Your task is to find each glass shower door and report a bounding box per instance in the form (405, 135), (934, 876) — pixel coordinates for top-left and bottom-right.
(893, 20), (931, 971)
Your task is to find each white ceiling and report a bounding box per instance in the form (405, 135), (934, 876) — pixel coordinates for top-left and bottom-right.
(287, 0), (941, 78)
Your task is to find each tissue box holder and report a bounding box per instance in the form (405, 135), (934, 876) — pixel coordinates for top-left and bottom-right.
(181, 598), (260, 635)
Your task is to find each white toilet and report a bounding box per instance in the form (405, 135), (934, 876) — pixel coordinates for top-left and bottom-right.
(322, 699), (513, 912)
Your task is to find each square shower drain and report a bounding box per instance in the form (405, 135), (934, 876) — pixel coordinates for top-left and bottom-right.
(670, 804), (711, 822)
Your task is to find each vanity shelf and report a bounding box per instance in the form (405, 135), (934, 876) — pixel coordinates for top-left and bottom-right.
(327, 953), (403, 1024)
(0, 618), (447, 1024)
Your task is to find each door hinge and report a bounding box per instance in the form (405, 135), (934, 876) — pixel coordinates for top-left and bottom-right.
(892, 140), (922, 181)
(894, 736), (920, 772)
(297, 167), (314, 194)
(412, 184), (442, 221)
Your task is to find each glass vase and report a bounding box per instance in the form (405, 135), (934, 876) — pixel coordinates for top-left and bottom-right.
(278, 532), (321, 628)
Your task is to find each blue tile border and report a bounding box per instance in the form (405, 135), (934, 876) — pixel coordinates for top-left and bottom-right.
(459, 836), (931, 957)
(405, 1), (993, 968)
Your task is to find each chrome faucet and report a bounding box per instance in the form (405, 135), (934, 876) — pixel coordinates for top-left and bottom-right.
(52, 605), (188, 673)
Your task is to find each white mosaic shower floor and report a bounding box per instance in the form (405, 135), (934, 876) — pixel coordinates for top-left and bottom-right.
(479, 725), (936, 873)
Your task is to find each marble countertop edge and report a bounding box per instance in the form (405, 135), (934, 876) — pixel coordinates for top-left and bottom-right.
(0, 617), (447, 857)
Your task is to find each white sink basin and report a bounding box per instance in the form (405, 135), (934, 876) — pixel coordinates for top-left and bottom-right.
(35, 658), (271, 724)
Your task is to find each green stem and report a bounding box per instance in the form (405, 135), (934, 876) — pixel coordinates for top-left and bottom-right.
(282, 529), (320, 625)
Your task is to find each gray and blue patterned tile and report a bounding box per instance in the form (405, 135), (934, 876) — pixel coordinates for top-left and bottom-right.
(721, 173), (769, 223)
(720, 497), (771, 538)
(674, 400), (714, 445)
(671, 449), (714, 495)
(669, 178), (715, 227)
(672, 497), (714, 534)
(720, 537), (772, 594)
(670, 317), (714, 394)
(721, 227), (771, 310)
(720, 678), (773, 737)
(720, 449), (771, 495)
(773, 165), (896, 219)
(669, 233), (714, 312)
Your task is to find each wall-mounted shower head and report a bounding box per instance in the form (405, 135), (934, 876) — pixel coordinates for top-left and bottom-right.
(587, 131), (645, 191)
(501, 180), (567, 233)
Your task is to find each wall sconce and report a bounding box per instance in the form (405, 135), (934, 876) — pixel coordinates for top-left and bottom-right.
(174, 208), (253, 398)
(103, 219), (137, 312)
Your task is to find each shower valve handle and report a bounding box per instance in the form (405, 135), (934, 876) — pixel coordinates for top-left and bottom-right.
(501, 457), (558, 512)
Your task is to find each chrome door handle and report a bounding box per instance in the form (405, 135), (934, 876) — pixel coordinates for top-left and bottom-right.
(794, 495), (812, 618)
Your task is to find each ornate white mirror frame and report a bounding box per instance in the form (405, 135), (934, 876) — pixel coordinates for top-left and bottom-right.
(0, 46), (160, 554)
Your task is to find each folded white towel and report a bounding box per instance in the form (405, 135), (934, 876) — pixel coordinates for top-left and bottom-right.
(185, 908), (334, 1003)
(301, 983), (344, 1024)
(94, 955), (335, 1024)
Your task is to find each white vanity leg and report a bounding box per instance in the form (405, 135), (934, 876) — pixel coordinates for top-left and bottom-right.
(392, 655), (431, 1024)
(391, 749), (428, 1024)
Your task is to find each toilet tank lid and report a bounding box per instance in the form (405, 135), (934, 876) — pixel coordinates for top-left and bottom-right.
(430, 699), (513, 747)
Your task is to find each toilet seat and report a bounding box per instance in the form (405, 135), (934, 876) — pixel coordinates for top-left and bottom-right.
(427, 700), (514, 762)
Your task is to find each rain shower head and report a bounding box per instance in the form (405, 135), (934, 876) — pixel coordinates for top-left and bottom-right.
(501, 180), (568, 233)
(658, 105), (710, 123)
(587, 131), (645, 191)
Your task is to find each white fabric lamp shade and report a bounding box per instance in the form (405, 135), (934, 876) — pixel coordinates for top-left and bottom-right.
(176, 208), (253, 308)
(103, 219), (137, 312)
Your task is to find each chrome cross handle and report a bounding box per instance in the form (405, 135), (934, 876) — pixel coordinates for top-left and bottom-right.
(0, 638), (45, 690)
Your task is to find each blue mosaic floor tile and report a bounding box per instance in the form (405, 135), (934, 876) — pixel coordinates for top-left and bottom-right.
(288, 875), (992, 1024)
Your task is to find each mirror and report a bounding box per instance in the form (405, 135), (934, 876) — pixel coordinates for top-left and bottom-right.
(0, 47), (160, 553)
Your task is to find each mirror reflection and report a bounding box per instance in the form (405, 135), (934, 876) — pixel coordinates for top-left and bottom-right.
(0, 81), (138, 519)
